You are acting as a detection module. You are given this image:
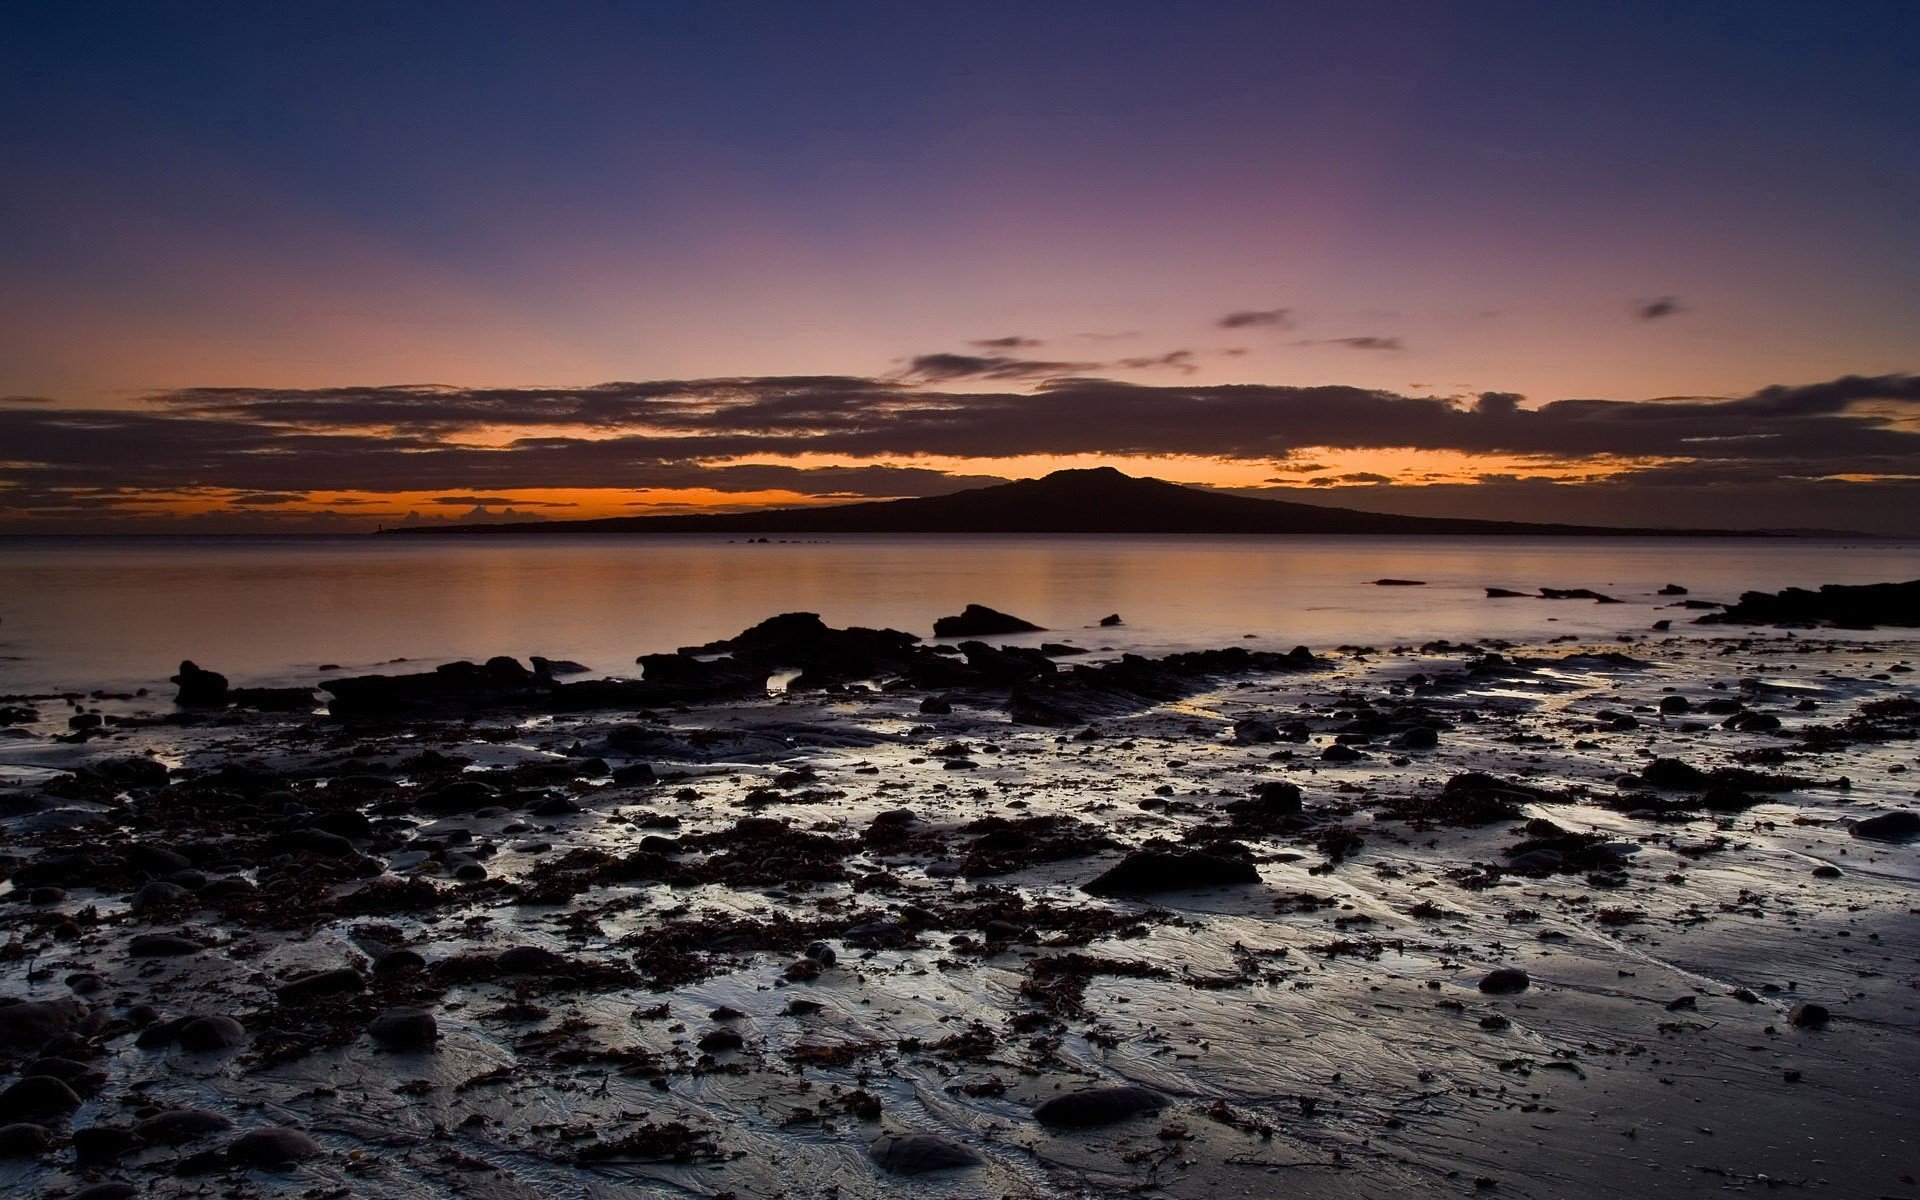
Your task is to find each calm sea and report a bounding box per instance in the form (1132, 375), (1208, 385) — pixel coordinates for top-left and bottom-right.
(0, 534), (1912, 694)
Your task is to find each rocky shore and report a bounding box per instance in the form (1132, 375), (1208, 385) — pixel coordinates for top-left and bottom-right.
(1, 598), (1916, 1199)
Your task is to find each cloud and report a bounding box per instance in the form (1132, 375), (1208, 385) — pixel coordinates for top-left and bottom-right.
(1637, 296), (1684, 319)
(1115, 350), (1199, 374)
(1308, 336), (1404, 351)
(1217, 308), (1293, 329)
(3, 371), (1917, 530)
(901, 353), (1099, 381)
(968, 336), (1042, 349)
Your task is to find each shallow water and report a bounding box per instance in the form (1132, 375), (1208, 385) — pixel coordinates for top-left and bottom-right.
(0, 533), (1913, 693)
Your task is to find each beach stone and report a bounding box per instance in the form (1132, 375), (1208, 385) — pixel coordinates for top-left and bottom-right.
(1231, 717), (1280, 744)
(373, 948), (427, 974)
(0, 1122), (52, 1157)
(869, 1132), (982, 1174)
(130, 880), (191, 911)
(1788, 1002), (1830, 1029)
(0, 998), (86, 1054)
(1659, 695), (1691, 714)
(1478, 967), (1531, 994)
(72, 1184), (140, 1200)
(137, 1108), (233, 1143)
(1083, 847), (1258, 896)
(175, 1015), (246, 1052)
(1243, 780), (1303, 815)
(1850, 811), (1920, 842)
(228, 1125), (321, 1166)
(0, 1075), (82, 1121)
(697, 1028), (745, 1053)
(127, 933), (204, 957)
(1032, 1084), (1167, 1128)
(1392, 725), (1440, 750)
(73, 1122), (143, 1163)
(496, 945), (565, 974)
(368, 1007), (438, 1050)
(198, 876), (256, 900)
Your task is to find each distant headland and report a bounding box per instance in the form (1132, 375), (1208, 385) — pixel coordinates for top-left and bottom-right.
(385, 467), (1763, 537)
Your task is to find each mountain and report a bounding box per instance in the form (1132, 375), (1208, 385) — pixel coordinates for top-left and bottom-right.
(388, 467), (1745, 537)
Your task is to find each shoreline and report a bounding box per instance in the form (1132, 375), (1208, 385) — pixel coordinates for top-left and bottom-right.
(1, 610), (1916, 1198)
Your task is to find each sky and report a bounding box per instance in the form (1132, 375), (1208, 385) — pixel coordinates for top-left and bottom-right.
(2, 0), (1917, 532)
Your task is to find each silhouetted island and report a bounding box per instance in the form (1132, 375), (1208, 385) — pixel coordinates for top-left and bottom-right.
(387, 467), (1750, 536)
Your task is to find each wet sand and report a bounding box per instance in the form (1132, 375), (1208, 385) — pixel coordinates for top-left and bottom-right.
(1, 608), (1916, 1199)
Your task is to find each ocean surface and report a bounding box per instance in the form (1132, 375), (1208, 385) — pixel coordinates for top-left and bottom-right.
(0, 533), (1912, 694)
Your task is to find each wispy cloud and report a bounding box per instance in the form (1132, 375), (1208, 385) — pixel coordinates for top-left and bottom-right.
(1217, 308), (1293, 329)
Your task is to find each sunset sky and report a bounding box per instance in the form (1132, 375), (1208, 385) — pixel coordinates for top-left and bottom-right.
(3, 2), (1917, 532)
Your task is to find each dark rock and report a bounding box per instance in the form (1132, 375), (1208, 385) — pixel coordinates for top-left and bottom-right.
(171, 661), (229, 707)
(276, 968), (365, 1003)
(697, 1028), (745, 1053)
(0, 1122), (52, 1157)
(496, 945), (566, 974)
(368, 1007), (438, 1050)
(1658, 695), (1691, 714)
(1484, 587), (1529, 598)
(869, 1132), (982, 1174)
(137, 1108), (234, 1143)
(1478, 967), (1530, 994)
(72, 1185), (140, 1200)
(229, 686), (317, 712)
(175, 1015), (246, 1053)
(127, 933), (205, 957)
(130, 880), (191, 912)
(0, 998), (87, 1055)
(1032, 1084), (1167, 1128)
(1098, 613), (1123, 626)
(1084, 845), (1259, 895)
(228, 1125), (321, 1166)
(0, 1075), (82, 1121)
(1373, 578), (1426, 586)
(1392, 725), (1439, 750)
(1851, 810), (1920, 842)
(73, 1123), (142, 1163)
(373, 948), (427, 974)
(1788, 1002), (1830, 1029)
(932, 604), (1043, 638)
(1701, 579), (1920, 629)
